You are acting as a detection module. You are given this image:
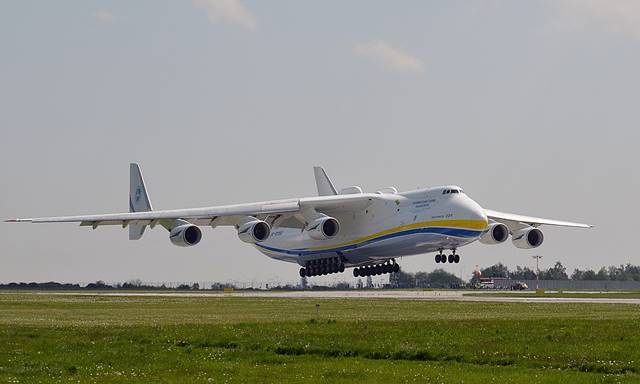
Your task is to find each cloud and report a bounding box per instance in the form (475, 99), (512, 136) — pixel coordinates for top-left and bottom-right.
(355, 41), (423, 74)
(93, 10), (115, 25)
(554, 0), (640, 39)
(193, 0), (256, 30)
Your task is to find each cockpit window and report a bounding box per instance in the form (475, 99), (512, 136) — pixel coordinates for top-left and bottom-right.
(442, 188), (462, 195)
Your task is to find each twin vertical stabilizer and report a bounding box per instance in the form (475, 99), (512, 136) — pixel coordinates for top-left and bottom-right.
(313, 166), (337, 196)
(129, 163), (153, 240)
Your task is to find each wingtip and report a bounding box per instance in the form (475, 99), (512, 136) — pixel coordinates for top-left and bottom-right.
(5, 218), (30, 223)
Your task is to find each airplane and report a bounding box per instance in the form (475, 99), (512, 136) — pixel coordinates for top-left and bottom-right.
(5, 164), (591, 278)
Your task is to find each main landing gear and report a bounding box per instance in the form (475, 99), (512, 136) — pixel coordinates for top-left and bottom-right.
(435, 249), (460, 264)
(353, 260), (400, 277)
(300, 257), (345, 277)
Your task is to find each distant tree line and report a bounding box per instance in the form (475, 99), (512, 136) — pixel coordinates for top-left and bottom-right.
(477, 262), (640, 282)
(0, 279), (202, 291)
(389, 268), (464, 289)
(4, 263), (640, 291)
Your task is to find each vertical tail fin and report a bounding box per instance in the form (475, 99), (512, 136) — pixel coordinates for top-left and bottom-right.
(313, 166), (338, 196)
(129, 163), (153, 240)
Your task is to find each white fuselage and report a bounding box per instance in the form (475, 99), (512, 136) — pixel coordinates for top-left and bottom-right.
(256, 186), (489, 267)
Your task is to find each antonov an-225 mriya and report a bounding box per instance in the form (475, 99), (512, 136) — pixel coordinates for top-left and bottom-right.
(6, 164), (591, 278)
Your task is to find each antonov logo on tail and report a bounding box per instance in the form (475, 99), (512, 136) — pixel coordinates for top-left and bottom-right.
(5, 164), (592, 279)
(135, 187), (142, 203)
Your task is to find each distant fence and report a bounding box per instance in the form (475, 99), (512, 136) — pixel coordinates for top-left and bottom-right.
(493, 279), (640, 291)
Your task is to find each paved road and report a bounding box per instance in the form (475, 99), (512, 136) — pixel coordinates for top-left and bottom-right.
(26, 290), (640, 304)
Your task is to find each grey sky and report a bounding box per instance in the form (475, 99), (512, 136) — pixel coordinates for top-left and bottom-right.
(1, 1), (638, 285)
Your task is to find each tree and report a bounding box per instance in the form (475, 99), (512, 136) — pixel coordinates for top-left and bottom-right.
(541, 261), (568, 280)
(481, 263), (509, 278)
(608, 265), (625, 281)
(123, 279), (143, 288)
(572, 269), (597, 280)
(596, 267), (609, 280)
(624, 264), (640, 281)
(510, 266), (537, 280)
(366, 276), (373, 288)
(571, 269), (584, 280)
(427, 269), (464, 288)
(466, 263), (640, 283)
(389, 271), (415, 288)
(414, 272), (429, 288)
(582, 269), (597, 280)
(86, 280), (110, 289)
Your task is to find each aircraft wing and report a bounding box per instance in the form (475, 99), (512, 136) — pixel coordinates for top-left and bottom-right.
(485, 209), (592, 230)
(5, 194), (378, 229)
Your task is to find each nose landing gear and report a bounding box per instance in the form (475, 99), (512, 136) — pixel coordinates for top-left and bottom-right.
(435, 249), (460, 264)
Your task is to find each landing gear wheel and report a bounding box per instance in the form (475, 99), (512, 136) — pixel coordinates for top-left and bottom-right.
(299, 268), (306, 278)
(339, 264), (345, 273)
(435, 254), (442, 263)
(353, 268), (359, 277)
(448, 254), (454, 263)
(454, 254), (460, 263)
(393, 263), (400, 273)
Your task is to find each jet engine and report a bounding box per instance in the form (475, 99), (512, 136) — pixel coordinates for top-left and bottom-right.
(479, 222), (509, 245)
(169, 223), (202, 247)
(512, 227), (544, 249)
(306, 216), (340, 240)
(237, 220), (271, 244)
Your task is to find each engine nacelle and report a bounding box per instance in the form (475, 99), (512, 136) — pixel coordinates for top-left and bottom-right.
(169, 224), (202, 247)
(306, 216), (340, 240)
(237, 220), (271, 244)
(479, 222), (509, 245)
(512, 227), (544, 249)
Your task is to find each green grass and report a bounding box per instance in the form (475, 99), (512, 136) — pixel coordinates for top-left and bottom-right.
(464, 291), (640, 299)
(1, 293), (639, 383)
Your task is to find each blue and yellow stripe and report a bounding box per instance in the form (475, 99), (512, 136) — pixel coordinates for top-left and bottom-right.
(256, 219), (487, 256)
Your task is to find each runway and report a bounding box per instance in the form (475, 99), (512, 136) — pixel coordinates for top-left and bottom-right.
(26, 290), (640, 304)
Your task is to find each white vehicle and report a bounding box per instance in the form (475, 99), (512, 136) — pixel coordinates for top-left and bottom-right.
(6, 164), (591, 278)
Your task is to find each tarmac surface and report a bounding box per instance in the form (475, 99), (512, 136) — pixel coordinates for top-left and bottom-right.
(27, 290), (640, 304)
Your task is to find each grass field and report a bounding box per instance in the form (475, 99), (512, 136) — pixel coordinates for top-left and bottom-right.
(1, 292), (639, 383)
(463, 291), (640, 299)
